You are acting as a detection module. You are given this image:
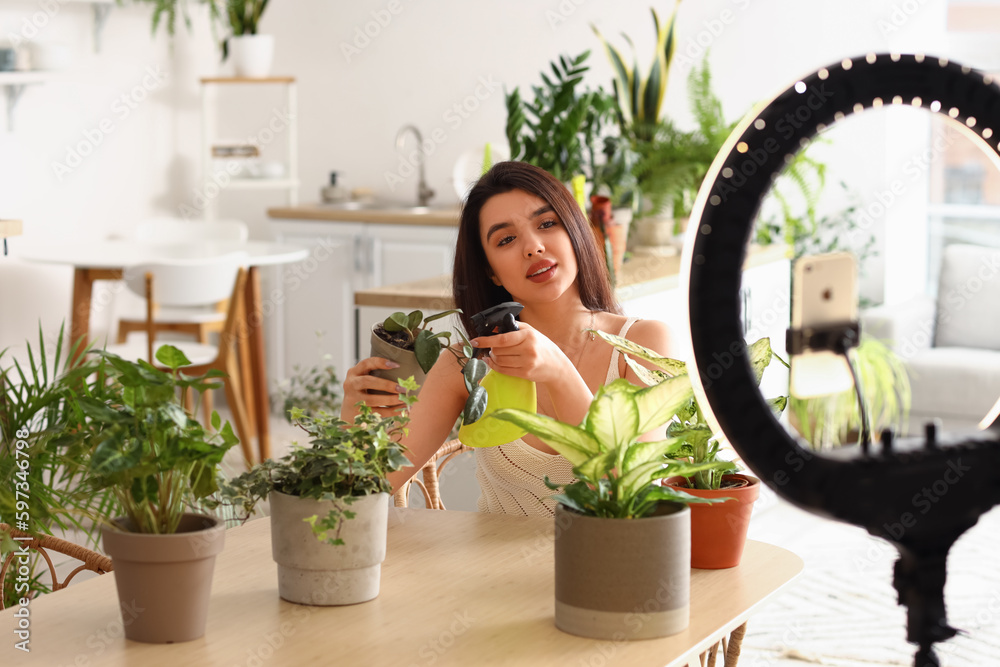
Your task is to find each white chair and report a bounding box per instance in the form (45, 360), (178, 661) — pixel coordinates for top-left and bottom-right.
(117, 218), (249, 344)
(862, 243), (1000, 432)
(105, 254), (255, 464)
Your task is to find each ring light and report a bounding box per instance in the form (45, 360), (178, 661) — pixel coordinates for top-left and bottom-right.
(680, 53), (1000, 667)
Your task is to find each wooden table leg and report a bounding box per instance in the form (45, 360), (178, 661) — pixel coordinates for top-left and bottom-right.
(243, 266), (271, 462)
(70, 268), (122, 364)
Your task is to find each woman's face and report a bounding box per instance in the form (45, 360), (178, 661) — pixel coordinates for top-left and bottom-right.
(478, 189), (579, 305)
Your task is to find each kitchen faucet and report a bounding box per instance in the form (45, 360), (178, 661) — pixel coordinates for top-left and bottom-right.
(395, 125), (435, 208)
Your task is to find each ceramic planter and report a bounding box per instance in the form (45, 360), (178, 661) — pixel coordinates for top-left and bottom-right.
(667, 474), (760, 569)
(270, 491), (388, 606)
(590, 195), (628, 278)
(100, 513), (225, 643)
(554, 502), (690, 640)
(229, 34), (274, 78)
(369, 325), (429, 392)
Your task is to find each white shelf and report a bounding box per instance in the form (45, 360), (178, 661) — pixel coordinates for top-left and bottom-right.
(0, 71), (58, 131)
(200, 78), (299, 219)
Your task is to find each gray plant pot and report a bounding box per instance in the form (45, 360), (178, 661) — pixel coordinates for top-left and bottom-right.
(554, 502), (690, 640)
(270, 491), (388, 606)
(369, 325), (428, 393)
(101, 513), (225, 644)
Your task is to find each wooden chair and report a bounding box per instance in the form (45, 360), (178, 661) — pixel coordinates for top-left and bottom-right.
(117, 218), (249, 344)
(104, 255), (256, 465)
(393, 439), (472, 510)
(0, 523), (113, 610)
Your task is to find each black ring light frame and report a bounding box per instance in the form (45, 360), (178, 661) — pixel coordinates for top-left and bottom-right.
(680, 53), (1000, 667)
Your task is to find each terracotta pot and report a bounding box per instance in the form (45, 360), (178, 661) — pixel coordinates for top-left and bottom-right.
(369, 324), (429, 394)
(589, 195), (628, 279)
(665, 474), (760, 569)
(270, 491), (388, 606)
(101, 513), (225, 643)
(554, 502), (690, 640)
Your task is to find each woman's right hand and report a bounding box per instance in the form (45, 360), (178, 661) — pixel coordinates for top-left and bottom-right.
(340, 357), (406, 420)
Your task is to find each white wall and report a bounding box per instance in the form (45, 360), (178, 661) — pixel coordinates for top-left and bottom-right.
(0, 0), (960, 356)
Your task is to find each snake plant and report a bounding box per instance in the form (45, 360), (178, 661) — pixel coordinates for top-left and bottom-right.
(592, 0), (682, 140)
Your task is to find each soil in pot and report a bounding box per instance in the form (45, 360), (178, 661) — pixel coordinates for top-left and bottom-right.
(101, 513), (225, 643)
(554, 502), (690, 640)
(665, 474), (760, 569)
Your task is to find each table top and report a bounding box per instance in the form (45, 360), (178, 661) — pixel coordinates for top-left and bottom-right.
(16, 239), (309, 269)
(0, 220), (22, 240)
(3, 508), (802, 666)
(269, 203), (461, 227)
(355, 244), (791, 309)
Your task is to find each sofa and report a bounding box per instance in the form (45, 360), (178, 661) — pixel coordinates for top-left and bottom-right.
(861, 243), (1000, 433)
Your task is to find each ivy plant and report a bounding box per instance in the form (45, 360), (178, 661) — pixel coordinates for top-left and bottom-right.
(217, 378), (416, 545)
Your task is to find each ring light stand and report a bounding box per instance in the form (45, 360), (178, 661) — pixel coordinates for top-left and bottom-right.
(680, 53), (1000, 667)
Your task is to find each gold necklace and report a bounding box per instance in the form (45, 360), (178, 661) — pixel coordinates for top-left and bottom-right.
(572, 311), (596, 367)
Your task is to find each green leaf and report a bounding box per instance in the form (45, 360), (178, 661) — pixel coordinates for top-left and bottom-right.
(768, 396), (788, 414)
(621, 436), (686, 471)
(130, 475), (159, 505)
(574, 450), (616, 484)
(463, 358), (488, 394)
(634, 373), (694, 434)
(155, 344), (191, 370)
(423, 308), (460, 325)
(463, 386), (487, 425)
(384, 312), (409, 332)
(414, 329), (442, 374)
(584, 380), (640, 455)
(592, 329), (687, 375)
(623, 355), (671, 387)
(91, 434), (143, 475)
(747, 337), (773, 386)
(492, 408), (599, 466)
(406, 310), (424, 331)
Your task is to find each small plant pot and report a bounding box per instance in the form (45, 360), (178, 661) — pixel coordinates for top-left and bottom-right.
(229, 34), (274, 78)
(369, 324), (428, 393)
(665, 474), (760, 569)
(101, 513), (225, 644)
(270, 491), (388, 606)
(554, 502), (690, 640)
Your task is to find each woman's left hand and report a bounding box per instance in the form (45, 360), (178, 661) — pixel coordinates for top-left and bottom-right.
(471, 322), (573, 385)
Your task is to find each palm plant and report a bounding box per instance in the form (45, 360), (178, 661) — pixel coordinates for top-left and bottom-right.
(0, 326), (119, 607)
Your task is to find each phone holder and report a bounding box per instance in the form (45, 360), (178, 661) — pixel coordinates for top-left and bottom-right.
(786, 321), (860, 355)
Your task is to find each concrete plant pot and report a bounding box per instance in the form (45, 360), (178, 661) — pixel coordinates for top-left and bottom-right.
(369, 324), (429, 393)
(270, 491), (388, 606)
(100, 513), (225, 644)
(554, 502), (690, 640)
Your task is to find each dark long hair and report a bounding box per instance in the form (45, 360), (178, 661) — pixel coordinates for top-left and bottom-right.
(453, 161), (621, 337)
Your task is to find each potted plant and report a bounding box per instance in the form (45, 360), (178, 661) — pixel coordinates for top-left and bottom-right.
(0, 326), (119, 609)
(217, 381), (415, 606)
(62, 345), (240, 643)
(369, 308), (460, 391)
(223, 0), (273, 77)
(592, 332), (788, 569)
(493, 365), (729, 640)
(135, 0), (273, 76)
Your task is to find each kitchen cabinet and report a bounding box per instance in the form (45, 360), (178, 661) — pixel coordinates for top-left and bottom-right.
(271, 218), (458, 383)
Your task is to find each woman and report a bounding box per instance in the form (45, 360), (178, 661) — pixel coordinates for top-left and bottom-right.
(341, 161), (671, 516)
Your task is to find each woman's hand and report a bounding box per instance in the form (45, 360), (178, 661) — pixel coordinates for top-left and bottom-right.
(471, 322), (573, 386)
(340, 357), (406, 421)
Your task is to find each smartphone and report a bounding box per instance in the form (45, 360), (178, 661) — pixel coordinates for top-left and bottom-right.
(790, 252), (858, 398)
(792, 252), (858, 330)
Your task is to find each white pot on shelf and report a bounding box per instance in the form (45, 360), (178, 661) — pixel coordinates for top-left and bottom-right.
(229, 34), (274, 78)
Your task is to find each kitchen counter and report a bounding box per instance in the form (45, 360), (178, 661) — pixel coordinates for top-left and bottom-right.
(355, 243), (790, 310)
(268, 204), (460, 227)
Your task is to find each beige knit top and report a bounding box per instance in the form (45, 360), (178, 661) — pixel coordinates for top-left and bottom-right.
(475, 318), (640, 517)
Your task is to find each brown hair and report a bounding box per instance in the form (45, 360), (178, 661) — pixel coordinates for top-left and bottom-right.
(453, 161), (621, 337)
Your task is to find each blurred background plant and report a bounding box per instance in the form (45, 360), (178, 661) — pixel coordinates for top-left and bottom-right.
(271, 335), (340, 423)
